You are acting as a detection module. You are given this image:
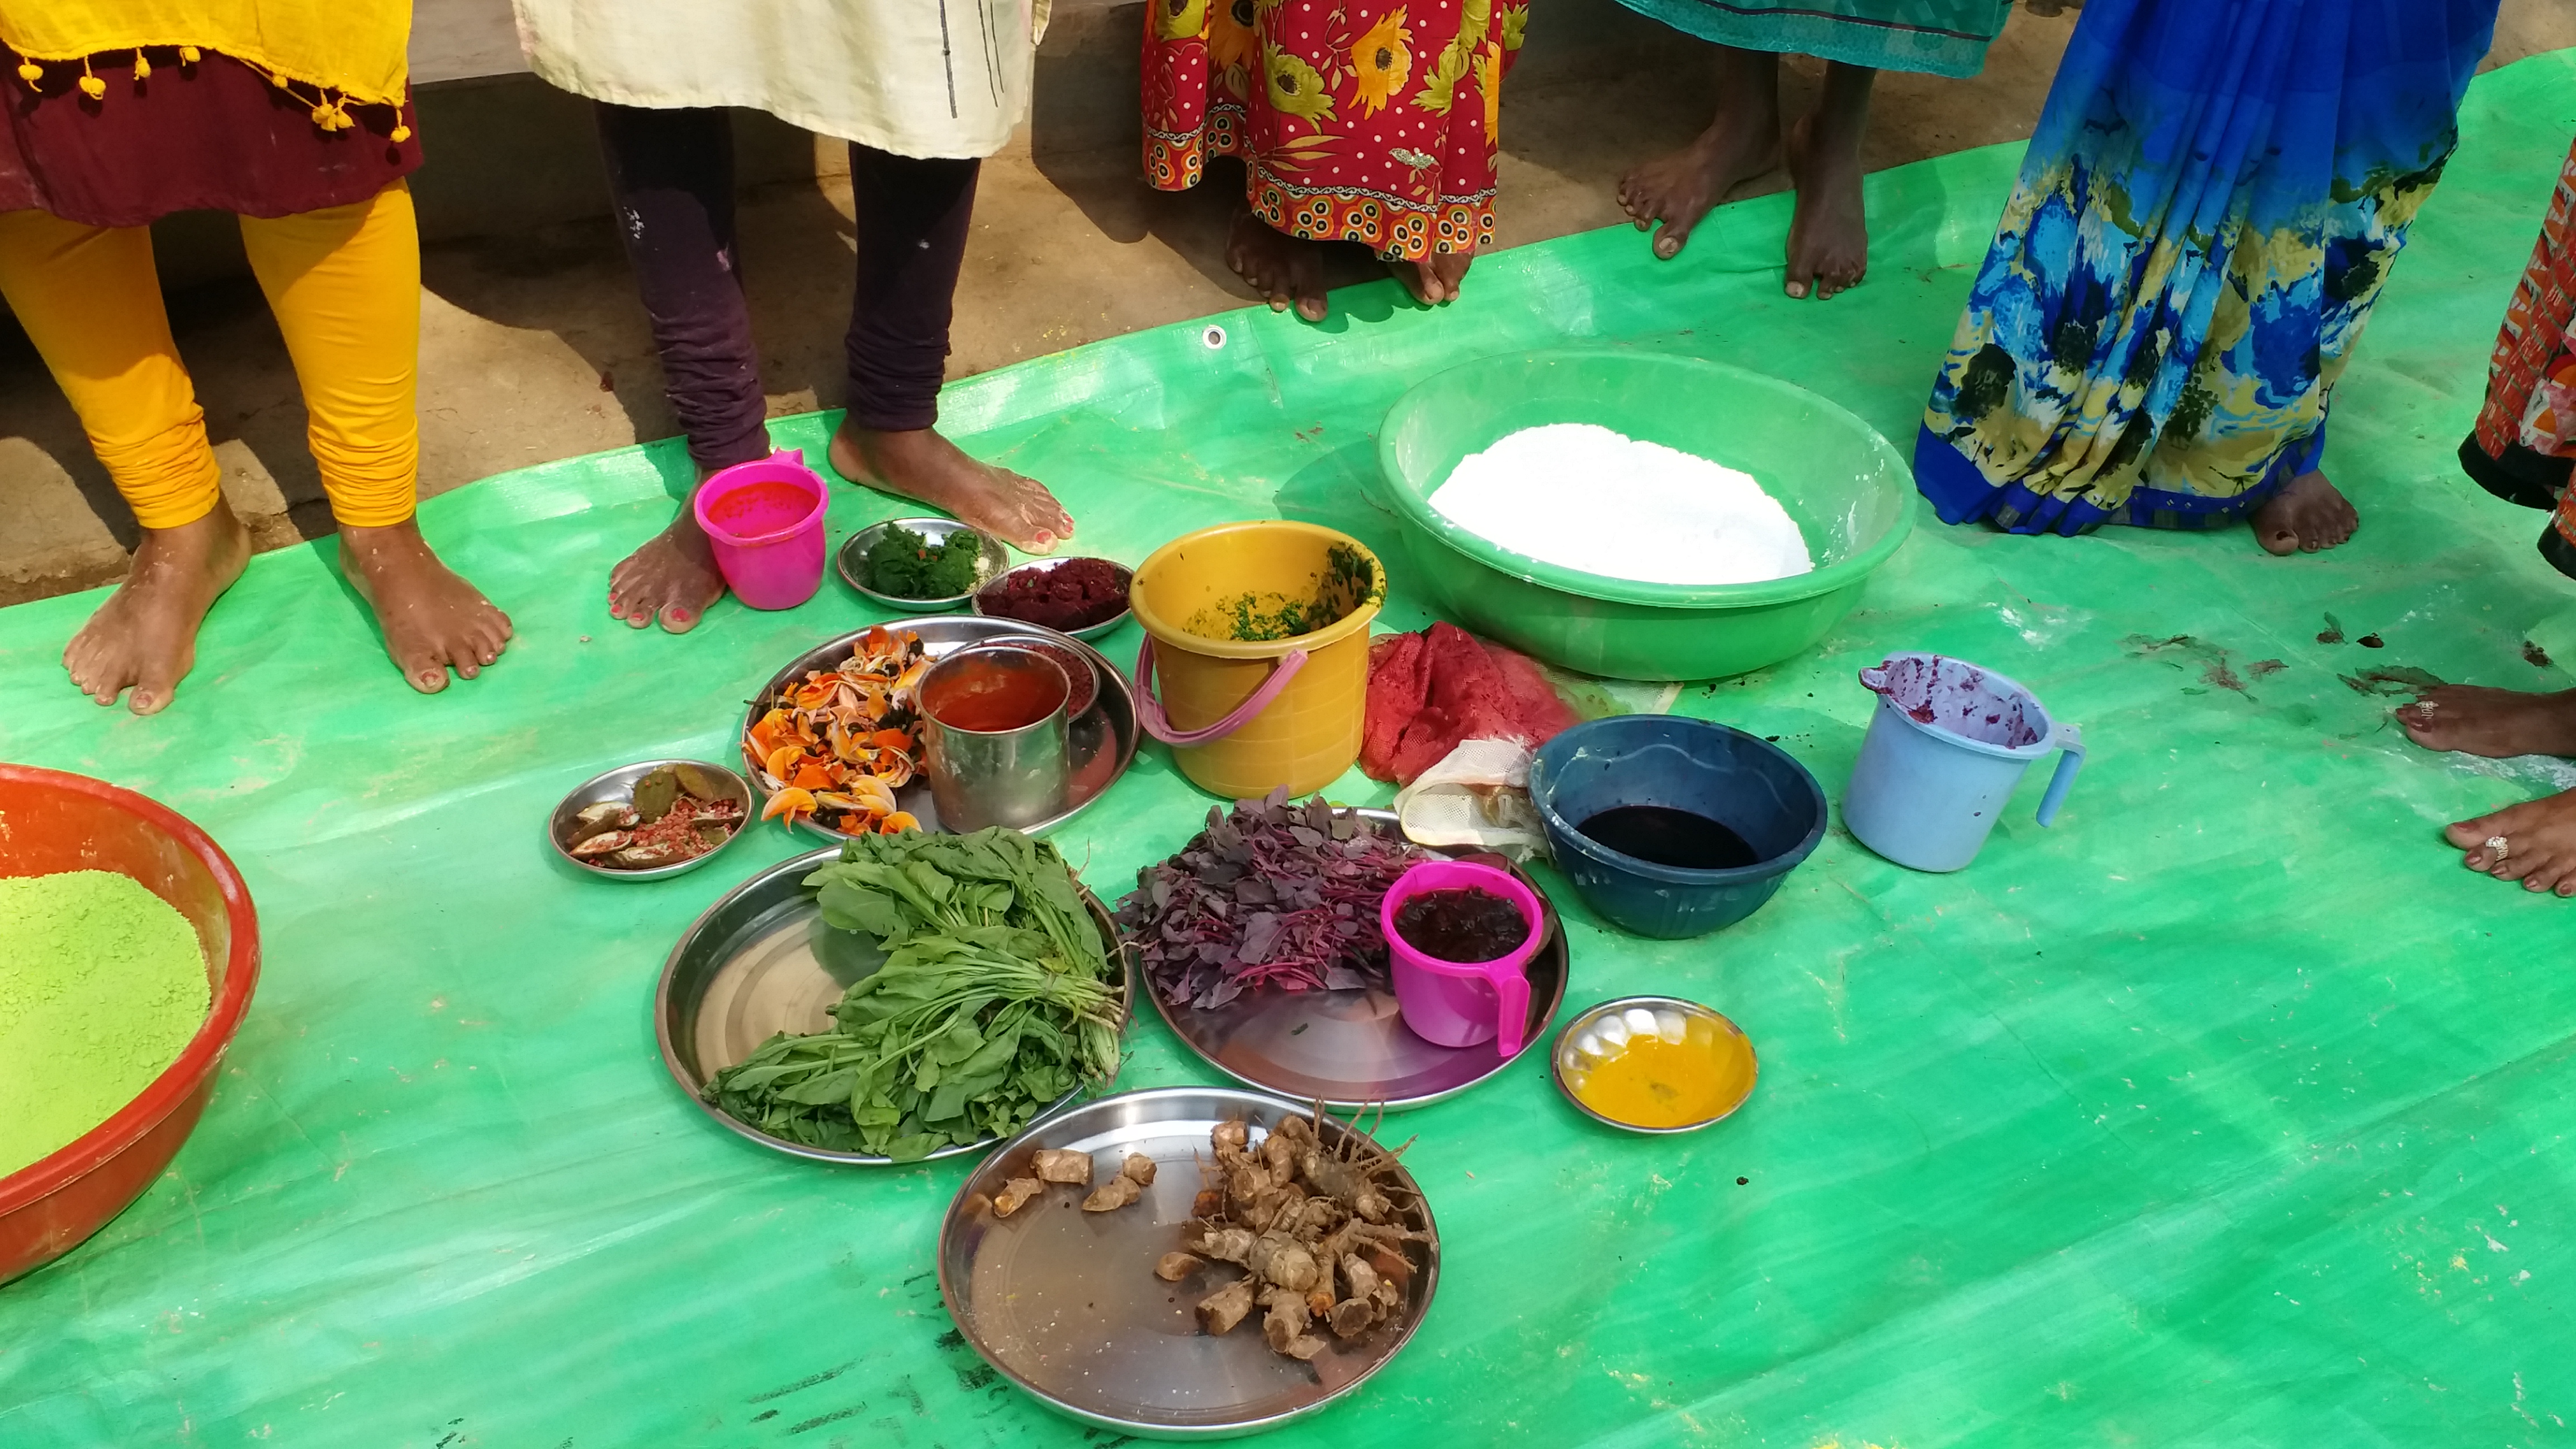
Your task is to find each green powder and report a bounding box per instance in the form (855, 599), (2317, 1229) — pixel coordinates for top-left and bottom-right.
(0, 870), (213, 1178)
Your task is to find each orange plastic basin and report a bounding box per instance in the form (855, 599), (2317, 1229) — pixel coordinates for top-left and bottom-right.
(0, 764), (260, 1285)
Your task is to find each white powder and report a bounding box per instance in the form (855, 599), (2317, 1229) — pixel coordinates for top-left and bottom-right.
(1427, 423), (1815, 586)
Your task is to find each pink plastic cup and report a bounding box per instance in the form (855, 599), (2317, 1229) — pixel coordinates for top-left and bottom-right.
(692, 449), (829, 610)
(1380, 859), (1546, 1058)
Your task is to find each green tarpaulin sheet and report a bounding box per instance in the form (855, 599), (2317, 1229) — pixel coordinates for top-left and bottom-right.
(6, 51), (2575, 1449)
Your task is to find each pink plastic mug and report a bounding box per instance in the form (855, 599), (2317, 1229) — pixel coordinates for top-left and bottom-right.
(1380, 859), (1545, 1058)
(692, 449), (829, 610)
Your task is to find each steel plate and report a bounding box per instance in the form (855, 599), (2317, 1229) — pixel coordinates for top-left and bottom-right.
(939, 1086), (1439, 1438)
(738, 616), (1139, 841)
(545, 758), (752, 882)
(970, 555), (1136, 641)
(836, 517), (1010, 612)
(1141, 810), (1568, 1110)
(656, 846), (1133, 1164)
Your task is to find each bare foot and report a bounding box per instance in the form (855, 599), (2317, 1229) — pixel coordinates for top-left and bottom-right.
(1389, 251), (1472, 305)
(1783, 63), (1874, 300)
(2397, 687), (2576, 758)
(1616, 46), (1782, 261)
(341, 520), (514, 693)
(61, 506), (252, 715)
(608, 501), (726, 634)
(828, 419), (1073, 555)
(2253, 470), (2359, 555)
(1226, 209), (1329, 322)
(2447, 788), (2576, 896)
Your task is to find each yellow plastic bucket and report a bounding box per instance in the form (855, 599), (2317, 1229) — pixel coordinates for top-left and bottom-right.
(1128, 521), (1386, 799)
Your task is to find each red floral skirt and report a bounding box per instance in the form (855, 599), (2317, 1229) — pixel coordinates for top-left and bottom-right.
(2464, 136), (2576, 578)
(1142, 0), (1524, 263)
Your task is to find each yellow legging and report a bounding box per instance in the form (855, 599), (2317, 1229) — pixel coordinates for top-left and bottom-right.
(0, 181), (420, 530)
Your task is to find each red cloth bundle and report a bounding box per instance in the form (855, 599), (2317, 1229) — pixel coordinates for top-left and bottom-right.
(1361, 622), (1581, 785)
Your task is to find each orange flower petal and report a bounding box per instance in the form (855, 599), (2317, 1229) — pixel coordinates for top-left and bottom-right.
(760, 787), (816, 822)
(878, 811), (920, 835)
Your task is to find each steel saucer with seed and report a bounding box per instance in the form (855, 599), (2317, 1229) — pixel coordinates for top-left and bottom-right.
(547, 759), (752, 882)
(939, 1086), (1439, 1436)
(838, 517), (1010, 612)
(657, 846), (1133, 1164)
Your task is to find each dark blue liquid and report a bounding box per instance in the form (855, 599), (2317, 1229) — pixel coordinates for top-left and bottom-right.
(1577, 805), (1758, 870)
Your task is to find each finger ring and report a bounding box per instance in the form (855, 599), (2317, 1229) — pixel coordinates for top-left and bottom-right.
(2487, 835), (2511, 861)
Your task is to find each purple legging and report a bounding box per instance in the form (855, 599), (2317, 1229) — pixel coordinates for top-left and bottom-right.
(593, 103), (979, 473)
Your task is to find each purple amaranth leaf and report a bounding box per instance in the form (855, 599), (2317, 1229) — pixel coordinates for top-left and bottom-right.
(1119, 793), (1426, 1011)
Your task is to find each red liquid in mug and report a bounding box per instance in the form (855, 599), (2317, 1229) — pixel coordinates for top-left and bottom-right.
(704, 480), (815, 534)
(923, 657), (1065, 733)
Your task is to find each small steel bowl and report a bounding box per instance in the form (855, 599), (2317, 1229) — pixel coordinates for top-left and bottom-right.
(970, 556), (1135, 641)
(837, 517), (1010, 612)
(547, 759), (753, 882)
(1549, 995), (1758, 1134)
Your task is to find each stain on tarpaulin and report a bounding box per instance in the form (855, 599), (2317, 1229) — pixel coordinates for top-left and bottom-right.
(2339, 665), (2445, 699)
(2120, 633), (2286, 698)
(785, 1403), (868, 1434)
(931, 1325), (1003, 1394)
(749, 1362), (860, 1405)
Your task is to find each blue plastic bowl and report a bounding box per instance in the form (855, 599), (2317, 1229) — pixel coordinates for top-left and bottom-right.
(1528, 716), (1826, 939)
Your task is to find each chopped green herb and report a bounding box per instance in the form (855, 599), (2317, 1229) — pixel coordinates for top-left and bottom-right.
(864, 524), (984, 599)
(1192, 548), (1380, 642)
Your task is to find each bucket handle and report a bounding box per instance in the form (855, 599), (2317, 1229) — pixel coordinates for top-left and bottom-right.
(2034, 721), (2085, 827)
(1133, 636), (1310, 747)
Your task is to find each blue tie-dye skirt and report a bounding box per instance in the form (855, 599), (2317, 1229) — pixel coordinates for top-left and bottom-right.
(1914, 0), (2501, 536)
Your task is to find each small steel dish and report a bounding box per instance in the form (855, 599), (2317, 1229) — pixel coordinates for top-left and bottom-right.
(971, 555), (1135, 641)
(657, 846), (1132, 1164)
(547, 759), (752, 882)
(838, 517), (1010, 612)
(1549, 995), (1758, 1135)
(939, 1086), (1439, 1437)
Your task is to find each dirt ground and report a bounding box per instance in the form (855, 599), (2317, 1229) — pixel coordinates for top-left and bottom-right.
(4, 2), (2572, 608)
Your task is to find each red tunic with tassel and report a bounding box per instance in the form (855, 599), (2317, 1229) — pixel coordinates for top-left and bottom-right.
(1, 45), (420, 226)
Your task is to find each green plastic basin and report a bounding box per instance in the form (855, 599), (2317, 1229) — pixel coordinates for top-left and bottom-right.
(1375, 348), (1915, 681)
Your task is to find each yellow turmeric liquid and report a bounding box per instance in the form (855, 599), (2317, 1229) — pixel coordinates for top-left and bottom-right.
(1570, 1028), (1754, 1129)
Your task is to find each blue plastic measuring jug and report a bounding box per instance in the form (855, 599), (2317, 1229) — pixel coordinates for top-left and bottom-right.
(1841, 652), (2085, 873)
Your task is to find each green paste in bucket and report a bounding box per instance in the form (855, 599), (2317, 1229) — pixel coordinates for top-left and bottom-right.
(0, 870), (211, 1178)
(1191, 543), (1384, 642)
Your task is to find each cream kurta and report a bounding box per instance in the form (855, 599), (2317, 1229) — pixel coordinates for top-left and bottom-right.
(510, 0), (1043, 159)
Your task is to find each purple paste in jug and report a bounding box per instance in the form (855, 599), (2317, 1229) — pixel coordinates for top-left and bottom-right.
(1859, 655), (2043, 748)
